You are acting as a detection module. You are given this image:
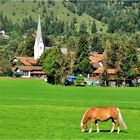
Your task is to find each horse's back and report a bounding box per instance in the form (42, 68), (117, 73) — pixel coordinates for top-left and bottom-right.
(89, 106), (118, 121)
(105, 106), (118, 119)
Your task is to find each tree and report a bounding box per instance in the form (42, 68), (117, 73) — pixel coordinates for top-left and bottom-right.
(0, 58), (12, 76)
(91, 33), (105, 53)
(91, 20), (97, 34)
(79, 22), (88, 35)
(67, 36), (77, 51)
(17, 36), (34, 56)
(120, 41), (140, 81)
(40, 47), (71, 84)
(0, 47), (12, 76)
(103, 37), (140, 86)
(73, 36), (92, 76)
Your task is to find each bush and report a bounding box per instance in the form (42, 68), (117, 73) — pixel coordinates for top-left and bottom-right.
(12, 71), (22, 77)
(74, 75), (85, 86)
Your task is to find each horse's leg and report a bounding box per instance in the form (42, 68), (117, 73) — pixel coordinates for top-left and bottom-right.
(88, 123), (93, 133)
(95, 120), (100, 133)
(117, 122), (120, 133)
(110, 119), (115, 133)
(88, 119), (95, 133)
(114, 119), (120, 133)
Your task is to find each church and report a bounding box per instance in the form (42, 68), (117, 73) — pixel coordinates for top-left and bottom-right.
(11, 16), (46, 78)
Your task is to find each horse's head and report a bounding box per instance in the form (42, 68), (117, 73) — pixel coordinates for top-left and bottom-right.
(81, 121), (87, 132)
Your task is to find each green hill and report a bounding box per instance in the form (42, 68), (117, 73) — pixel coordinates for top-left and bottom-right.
(0, 0), (108, 34)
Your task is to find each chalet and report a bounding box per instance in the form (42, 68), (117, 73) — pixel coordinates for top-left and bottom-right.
(11, 57), (46, 78)
(89, 54), (104, 70)
(89, 54), (118, 83)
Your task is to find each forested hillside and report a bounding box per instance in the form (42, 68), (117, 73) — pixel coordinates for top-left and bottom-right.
(70, 0), (140, 33)
(0, 0), (107, 36)
(1, 0), (140, 35)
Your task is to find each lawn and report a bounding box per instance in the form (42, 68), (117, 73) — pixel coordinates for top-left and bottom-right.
(0, 78), (139, 139)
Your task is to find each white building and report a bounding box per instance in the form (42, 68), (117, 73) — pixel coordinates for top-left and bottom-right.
(34, 15), (44, 60)
(0, 30), (5, 36)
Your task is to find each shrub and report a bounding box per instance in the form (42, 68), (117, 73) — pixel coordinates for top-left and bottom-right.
(74, 75), (85, 86)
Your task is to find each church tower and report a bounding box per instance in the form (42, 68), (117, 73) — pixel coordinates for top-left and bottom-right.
(34, 15), (44, 60)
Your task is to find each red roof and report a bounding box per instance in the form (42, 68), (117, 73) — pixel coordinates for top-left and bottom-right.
(93, 68), (104, 74)
(18, 66), (42, 71)
(93, 68), (117, 74)
(18, 57), (38, 65)
(89, 54), (104, 63)
(92, 62), (100, 69)
(107, 69), (117, 74)
(31, 71), (46, 75)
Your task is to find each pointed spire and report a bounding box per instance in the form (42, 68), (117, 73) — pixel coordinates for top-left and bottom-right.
(36, 15), (42, 44)
(34, 15), (44, 60)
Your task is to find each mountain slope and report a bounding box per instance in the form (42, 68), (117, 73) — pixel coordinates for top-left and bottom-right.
(0, 0), (108, 34)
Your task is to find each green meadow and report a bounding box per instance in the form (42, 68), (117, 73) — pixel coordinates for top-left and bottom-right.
(0, 78), (140, 139)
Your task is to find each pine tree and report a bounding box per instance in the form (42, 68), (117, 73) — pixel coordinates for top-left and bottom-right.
(73, 36), (92, 76)
(79, 22), (87, 35)
(91, 20), (97, 34)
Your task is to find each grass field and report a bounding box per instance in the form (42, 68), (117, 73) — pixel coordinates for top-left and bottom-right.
(0, 78), (140, 139)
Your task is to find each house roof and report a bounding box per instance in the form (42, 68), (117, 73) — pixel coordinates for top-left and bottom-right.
(18, 57), (38, 65)
(93, 68), (117, 74)
(18, 66), (42, 71)
(31, 71), (46, 75)
(92, 62), (100, 69)
(107, 69), (117, 74)
(89, 54), (104, 63)
(93, 68), (104, 74)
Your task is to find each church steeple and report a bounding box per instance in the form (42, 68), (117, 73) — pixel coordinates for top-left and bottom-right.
(34, 15), (44, 60)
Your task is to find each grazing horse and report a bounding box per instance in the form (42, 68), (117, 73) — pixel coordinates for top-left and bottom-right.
(81, 106), (127, 133)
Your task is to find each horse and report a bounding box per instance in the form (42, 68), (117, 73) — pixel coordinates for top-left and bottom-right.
(81, 106), (127, 133)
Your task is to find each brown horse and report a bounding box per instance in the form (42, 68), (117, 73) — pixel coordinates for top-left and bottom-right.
(81, 106), (127, 133)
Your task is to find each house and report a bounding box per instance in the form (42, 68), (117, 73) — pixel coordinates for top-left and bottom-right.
(89, 54), (104, 70)
(0, 29), (9, 38)
(0, 29), (5, 36)
(11, 57), (46, 78)
(89, 54), (118, 84)
(13, 65), (45, 78)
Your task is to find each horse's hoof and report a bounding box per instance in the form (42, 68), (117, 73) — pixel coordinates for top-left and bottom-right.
(88, 130), (92, 133)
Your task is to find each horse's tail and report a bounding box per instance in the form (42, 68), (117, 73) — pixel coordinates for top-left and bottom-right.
(117, 108), (127, 129)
